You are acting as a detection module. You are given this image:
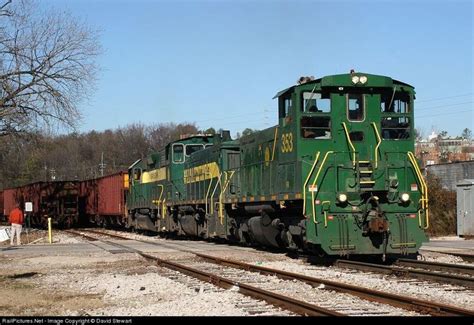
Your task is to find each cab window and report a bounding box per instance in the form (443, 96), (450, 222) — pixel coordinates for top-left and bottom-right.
(186, 144), (204, 156)
(301, 116), (331, 139)
(347, 94), (364, 121)
(381, 91), (411, 140)
(302, 92), (331, 113)
(133, 169), (142, 181)
(172, 144), (185, 163)
(381, 92), (410, 113)
(381, 116), (411, 140)
(279, 95), (292, 118)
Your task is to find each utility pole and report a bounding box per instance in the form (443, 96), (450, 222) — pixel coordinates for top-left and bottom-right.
(99, 152), (106, 176)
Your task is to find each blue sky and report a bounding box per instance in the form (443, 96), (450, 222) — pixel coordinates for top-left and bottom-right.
(45, 0), (473, 138)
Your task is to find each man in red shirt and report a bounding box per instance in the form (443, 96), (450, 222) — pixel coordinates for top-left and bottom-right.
(9, 203), (24, 246)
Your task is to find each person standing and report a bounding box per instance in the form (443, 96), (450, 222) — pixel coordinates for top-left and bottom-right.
(9, 204), (24, 246)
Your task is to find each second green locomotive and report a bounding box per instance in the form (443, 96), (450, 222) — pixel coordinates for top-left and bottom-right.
(127, 72), (429, 259)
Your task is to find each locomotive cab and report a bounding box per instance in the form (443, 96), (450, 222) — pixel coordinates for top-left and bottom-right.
(274, 72), (428, 258)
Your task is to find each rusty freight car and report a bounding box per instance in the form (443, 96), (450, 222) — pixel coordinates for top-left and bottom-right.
(0, 190), (5, 222)
(80, 171), (129, 227)
(3, 181), (81, 228)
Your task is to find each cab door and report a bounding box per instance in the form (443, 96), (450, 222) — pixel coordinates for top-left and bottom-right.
(332, 92), (381, 163)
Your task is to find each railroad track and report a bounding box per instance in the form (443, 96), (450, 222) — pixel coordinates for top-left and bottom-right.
(420, 250), (474, 264)
(64, 228), (474, 316)
(335, 259), (474, 290)
(64, 229), (341, 316)
(396, 258), (474, 276)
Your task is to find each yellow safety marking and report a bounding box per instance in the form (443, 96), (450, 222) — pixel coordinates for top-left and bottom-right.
(271, 195), (277, 200)
(281, 132), (294, 153)
(283, 194), (289, 200)
(295, 193), (301, 199)
(264, 147), (271, 167)
(48, 217), (52, 244)
(249, 196), (255, 202)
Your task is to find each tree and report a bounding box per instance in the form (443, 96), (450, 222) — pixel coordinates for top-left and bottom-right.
(241, 128), (257, 137)
(414, 128), (423, 141)
(462, 128), (472, 140)
(202, 127), (216, 135)
(438, 130), (448, 139)
(0, 0), (101, 136)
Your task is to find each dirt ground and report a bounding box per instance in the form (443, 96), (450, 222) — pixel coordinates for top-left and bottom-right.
(0, 253), (137, 316)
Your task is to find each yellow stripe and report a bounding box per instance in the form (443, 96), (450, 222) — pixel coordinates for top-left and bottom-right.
(184, 162), (220, 184)
(142, 167), (167, 183)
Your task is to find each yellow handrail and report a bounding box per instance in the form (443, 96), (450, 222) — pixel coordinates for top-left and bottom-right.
(205, 173), (214, 215)
(303, 151), (320, 215)
(210, 172), (222, 214)
(407, 152), (429, 229)
(155, 184), (164, 205)
(322, 201), (331, 227)
(219, 170), (235, 224)
(371, 122), (382, 169)
(271, 127), (279, 161)
(162, 198), (166, 219)
(310, 151), (334, 224)
(341, 122), (356, 166)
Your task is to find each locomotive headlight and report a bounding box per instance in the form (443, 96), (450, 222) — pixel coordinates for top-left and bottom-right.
(400, 193), (410, 202)
(351, 75), (360, 84)
(359, 76), (368, 84)
(337, 193), (348, 203)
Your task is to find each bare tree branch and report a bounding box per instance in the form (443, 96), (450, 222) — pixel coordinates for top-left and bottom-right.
(0, 0), (101, 137)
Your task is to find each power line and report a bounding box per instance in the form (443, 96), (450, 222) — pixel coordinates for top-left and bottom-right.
(416, 101), (473, 111)
(416, 109), (473, 118)
(415, 92), (473, 103)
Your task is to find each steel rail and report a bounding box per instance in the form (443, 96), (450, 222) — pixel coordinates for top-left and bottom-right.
(335, 259), (474, 290)
(139, 252), (343, 316)
(396, 258), (474, 276)
(66, 229), (132, 241)
(65, 229), (342, 316)
(194, 252), (474, 317)
(67, 228), (474, 316)
(420, 249), (474, 263)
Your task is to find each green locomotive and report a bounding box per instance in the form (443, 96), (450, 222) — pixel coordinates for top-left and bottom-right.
(127, 72), (429, 259)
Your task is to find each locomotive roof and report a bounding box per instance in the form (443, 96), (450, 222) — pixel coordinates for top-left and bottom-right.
(273, 73), (414, 99)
